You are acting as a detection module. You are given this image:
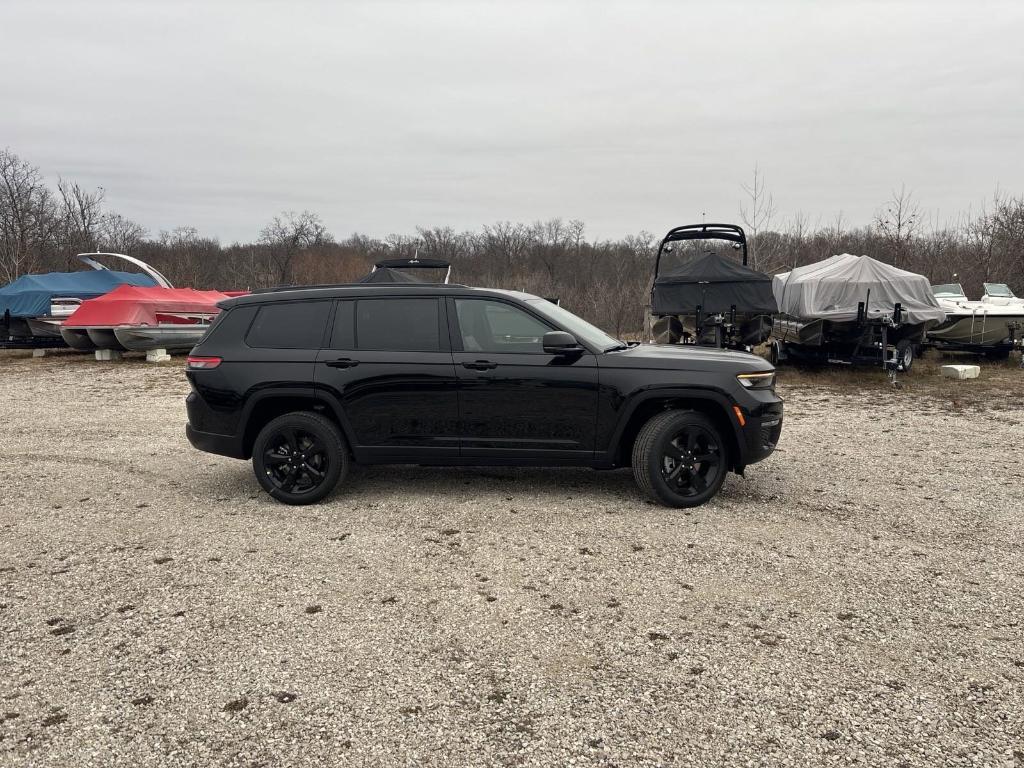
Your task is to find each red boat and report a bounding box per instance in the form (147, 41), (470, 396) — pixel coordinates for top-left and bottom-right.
(61, 285), (235, 352)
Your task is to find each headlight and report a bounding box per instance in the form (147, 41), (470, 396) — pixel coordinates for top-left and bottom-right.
(737, 371), (775, 389)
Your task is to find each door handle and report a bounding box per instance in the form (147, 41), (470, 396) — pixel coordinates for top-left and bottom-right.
(462, 360), (498, 370)
(326, 357), (360, 368)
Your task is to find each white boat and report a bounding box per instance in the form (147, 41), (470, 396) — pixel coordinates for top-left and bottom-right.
(927, 283), (1024, 354)
(24, 298), (84, 338)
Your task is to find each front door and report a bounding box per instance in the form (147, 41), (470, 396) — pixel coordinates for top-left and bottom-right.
(448, 297), (599, 460)
(315, 297), (459, 461)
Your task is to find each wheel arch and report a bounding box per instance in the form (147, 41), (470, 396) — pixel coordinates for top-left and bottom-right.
(240, 388), (353, 459)
(609, 389), (744, 471)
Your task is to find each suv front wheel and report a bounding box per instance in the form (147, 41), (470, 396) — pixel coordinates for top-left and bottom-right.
(252, 411), (349, 505)
(631, 410), (728, 508)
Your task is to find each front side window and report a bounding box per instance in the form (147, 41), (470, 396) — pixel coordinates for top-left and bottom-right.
(356, 298), (440, 351)
(246, 301), (330, 349)
(455, 299), (553, 353)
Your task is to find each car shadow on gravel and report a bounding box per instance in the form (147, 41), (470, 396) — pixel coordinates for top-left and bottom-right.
(190, 461), (766, 509)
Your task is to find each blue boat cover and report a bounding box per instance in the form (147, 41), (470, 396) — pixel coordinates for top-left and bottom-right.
(0, 270), (158, 317)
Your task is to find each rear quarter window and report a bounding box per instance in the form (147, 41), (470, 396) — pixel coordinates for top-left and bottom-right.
(199, 305), (257, 347)
(246, 301), (331, 349)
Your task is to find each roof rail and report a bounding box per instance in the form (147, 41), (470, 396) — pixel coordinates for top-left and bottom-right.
(250, 282), (465, 294)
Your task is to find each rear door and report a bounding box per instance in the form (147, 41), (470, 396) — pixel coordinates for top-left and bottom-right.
(448, 297), (599, 460)
(314, 296), (460, 462)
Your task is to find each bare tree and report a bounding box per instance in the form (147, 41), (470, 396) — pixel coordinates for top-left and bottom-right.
(259, 210), (332, 284)
(56, 179), (106, 267)
(0, 149), (56, 282)
(874, 185), (920, 268)
(158, 226), (221, 287)
(739, 163), (776, 270)
(101, 213), (148, 255)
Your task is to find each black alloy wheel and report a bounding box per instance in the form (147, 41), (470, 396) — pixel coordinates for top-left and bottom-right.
(252, 412), (348, 504)
(660, 425), (722, 497)
(632, 410), (729, 508)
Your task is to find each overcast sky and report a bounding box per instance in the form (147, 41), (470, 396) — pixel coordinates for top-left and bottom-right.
(3, 0), (1023, 244)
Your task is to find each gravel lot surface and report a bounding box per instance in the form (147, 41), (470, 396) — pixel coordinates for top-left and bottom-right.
(1, 352), (1022, 767)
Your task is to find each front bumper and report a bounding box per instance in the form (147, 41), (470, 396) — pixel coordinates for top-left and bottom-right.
(738, 398), (783, 466)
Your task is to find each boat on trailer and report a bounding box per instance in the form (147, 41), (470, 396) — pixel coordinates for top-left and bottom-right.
(926, 282), (1024, 358)
(771, 254), (947, 372)
(649, 224), (777, 351)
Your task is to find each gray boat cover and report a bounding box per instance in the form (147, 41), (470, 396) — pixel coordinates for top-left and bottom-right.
(773, 254), (946, 326)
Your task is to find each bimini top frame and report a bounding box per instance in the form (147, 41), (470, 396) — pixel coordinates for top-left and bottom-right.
(653, 223), (748, 280)
(78, 252), (174, 289)
(372, 256), (452, 284)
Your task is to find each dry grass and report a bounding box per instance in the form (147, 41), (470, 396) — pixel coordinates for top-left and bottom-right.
(775, 349), (1024, 411)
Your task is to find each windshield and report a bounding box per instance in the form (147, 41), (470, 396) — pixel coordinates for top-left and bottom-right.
(526, 298), (624, 351)
(932, 283), (966, 298)
(983, 283), (1017, 298)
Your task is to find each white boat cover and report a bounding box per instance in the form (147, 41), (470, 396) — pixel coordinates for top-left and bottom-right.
(773, 254), (946, 325)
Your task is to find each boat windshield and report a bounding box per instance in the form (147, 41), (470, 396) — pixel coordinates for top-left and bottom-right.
(932, 283), (966, 298)
(983, 283), (1017, 298)
(525, 298), (624, 351)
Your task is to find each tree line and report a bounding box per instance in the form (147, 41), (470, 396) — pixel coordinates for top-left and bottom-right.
(3, 148), (1022, 336)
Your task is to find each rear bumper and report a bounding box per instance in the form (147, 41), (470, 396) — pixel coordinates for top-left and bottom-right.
(185, 423), (246, 460)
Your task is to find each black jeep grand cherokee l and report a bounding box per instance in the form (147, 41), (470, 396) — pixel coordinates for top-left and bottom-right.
(185, 284), (782, 507)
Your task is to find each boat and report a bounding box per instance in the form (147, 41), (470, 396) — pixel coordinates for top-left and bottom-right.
(1, 252), (170, 346)
(772, 254), (946, 371)
(2, 261), (161, 346)
(649, 224), (777, 350)
(359, 256), (452, 283)
(926, 282), (1024, 357)
(23, 298), (84, 338)
(61, 285), (232, 353)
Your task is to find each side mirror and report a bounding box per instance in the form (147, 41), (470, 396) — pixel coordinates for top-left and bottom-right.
(542, 330), (582, 355)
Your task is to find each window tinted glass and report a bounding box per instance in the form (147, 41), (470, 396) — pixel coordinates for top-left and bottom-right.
(246, 301), (330, 349)
(356, 298), (440, 351)
(329, 300), (355, 349)
(455, 299), (552, 353)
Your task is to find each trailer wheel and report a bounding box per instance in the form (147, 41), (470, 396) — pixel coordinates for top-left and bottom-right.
(769, 340), (781, 366)
(895, 339), (915, 371)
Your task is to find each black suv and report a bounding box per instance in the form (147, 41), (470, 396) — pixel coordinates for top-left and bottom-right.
(185, 285), (783, 507)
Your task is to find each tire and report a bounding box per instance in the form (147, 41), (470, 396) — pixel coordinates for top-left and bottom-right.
(631, 410), (729, 508)
(252, 411), (348, 505)
(768, 340), (782, 366)
(895, 339), (915, 371)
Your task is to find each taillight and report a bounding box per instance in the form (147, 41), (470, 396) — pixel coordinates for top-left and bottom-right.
(187, 356), (222, 370)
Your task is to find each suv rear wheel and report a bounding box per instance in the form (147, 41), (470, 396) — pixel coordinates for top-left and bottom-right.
(631, 410), (728, 508)
(252, 412), (348, 505)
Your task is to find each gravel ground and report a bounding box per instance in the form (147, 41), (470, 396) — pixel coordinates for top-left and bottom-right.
(1, 351), (1022, 767)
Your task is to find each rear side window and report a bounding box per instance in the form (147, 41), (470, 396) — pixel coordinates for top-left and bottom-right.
(356, 298), (440, 351)
(246, 301), (330, 349)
